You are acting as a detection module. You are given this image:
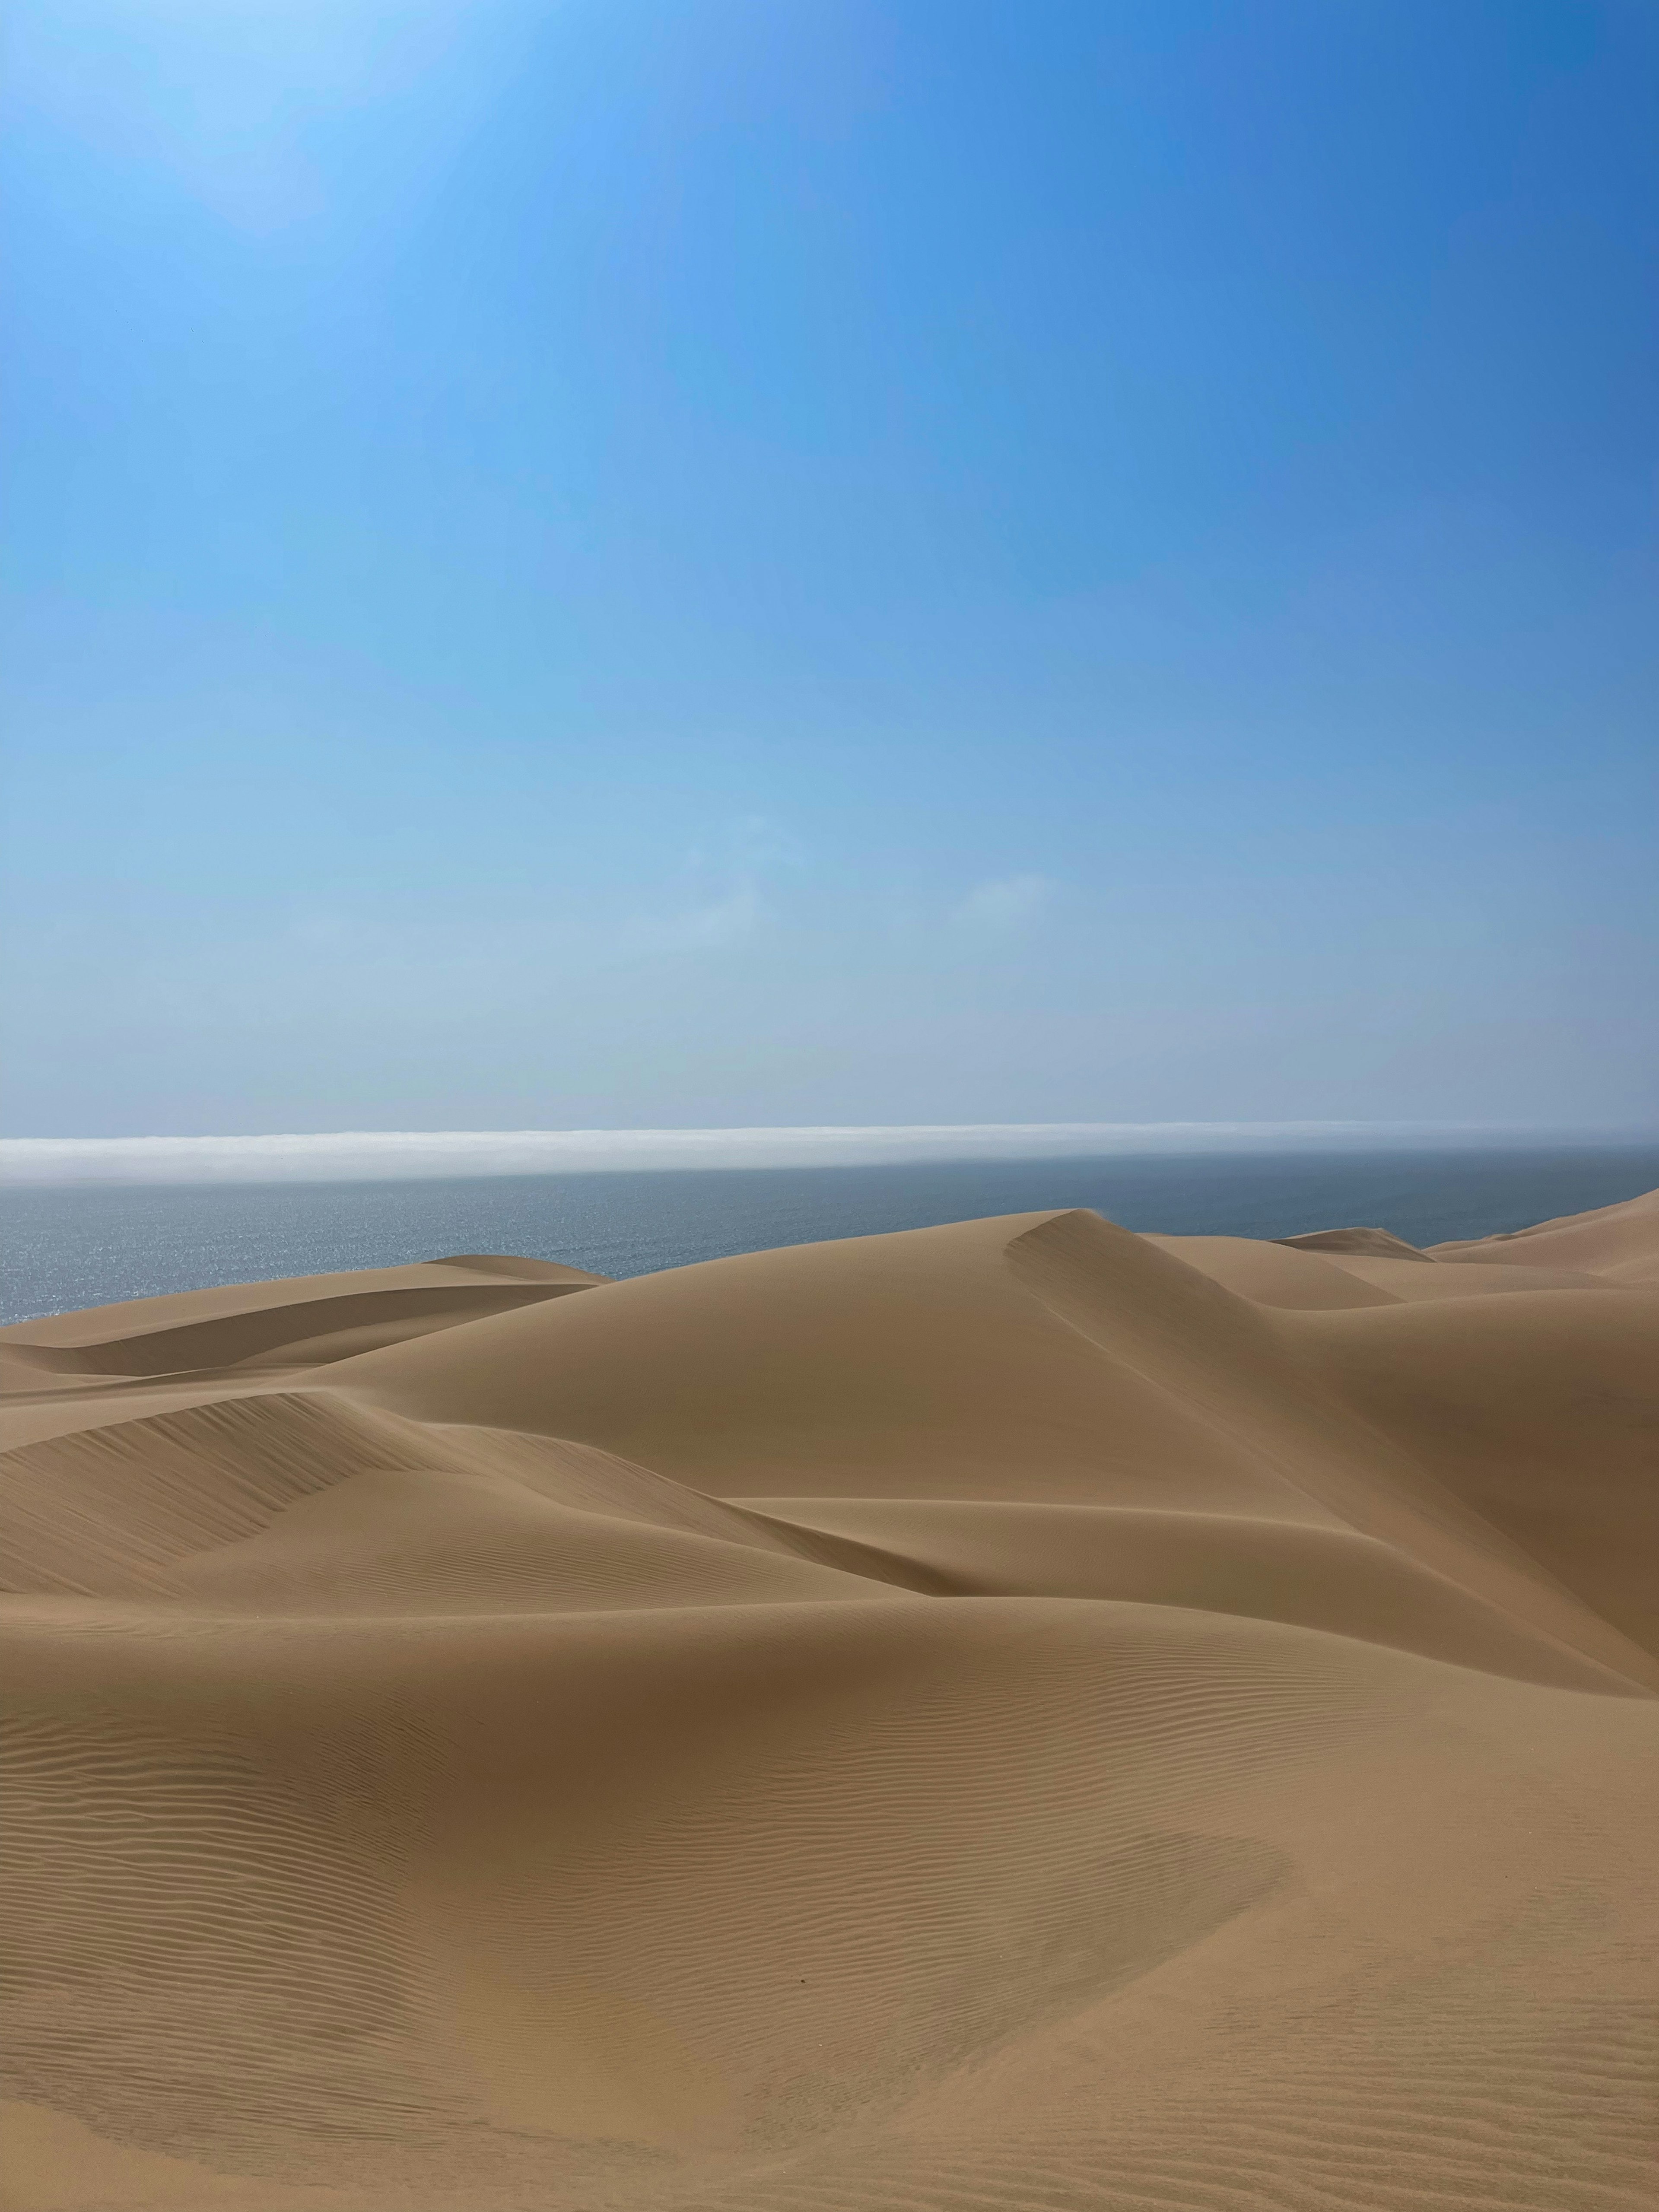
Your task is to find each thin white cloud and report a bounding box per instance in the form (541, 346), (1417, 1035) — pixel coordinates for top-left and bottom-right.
(0, 1122), (1531, 1187)
(623, 884), (760, 956)
(728, 814), (804, 870)
(954, 874), (1056, 930)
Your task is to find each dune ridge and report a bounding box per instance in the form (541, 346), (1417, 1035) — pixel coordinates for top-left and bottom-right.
(2, 1188), (1657, 2209)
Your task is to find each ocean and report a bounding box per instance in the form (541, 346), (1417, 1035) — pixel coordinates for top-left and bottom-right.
(3, 1144), (1657, 1325)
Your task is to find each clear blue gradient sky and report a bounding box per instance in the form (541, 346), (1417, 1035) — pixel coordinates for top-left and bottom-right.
(3, 1), (1655, 1138)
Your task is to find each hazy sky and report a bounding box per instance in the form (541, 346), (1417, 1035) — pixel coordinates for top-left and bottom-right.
(3, 1), (1655, 1138)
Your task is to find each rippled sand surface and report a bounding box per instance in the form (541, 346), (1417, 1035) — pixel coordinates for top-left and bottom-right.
(3, 1192), (1657, 2210)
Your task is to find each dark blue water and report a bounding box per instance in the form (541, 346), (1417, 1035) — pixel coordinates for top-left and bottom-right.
(4, 1147), (1657, 1325)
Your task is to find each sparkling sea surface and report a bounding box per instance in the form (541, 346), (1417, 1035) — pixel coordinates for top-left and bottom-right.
(4, 1145), (1658, 1325)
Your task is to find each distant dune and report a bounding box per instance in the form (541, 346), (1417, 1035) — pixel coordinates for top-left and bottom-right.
(3, 1191), (1657, 2210)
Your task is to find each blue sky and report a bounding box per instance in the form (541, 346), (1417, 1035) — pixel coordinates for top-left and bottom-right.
(2, 0), (1655, 1138)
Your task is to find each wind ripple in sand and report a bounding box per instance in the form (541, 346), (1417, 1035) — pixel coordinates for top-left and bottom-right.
(2, 1197), (1657, 2209)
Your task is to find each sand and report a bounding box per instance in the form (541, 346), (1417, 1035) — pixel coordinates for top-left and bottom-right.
(2, 1193), (1656, 2212)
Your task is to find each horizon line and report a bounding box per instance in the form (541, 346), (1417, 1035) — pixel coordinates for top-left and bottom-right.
(3, 1121), (1655, 1188)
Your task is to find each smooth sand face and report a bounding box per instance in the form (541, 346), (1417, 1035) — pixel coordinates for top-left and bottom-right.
(2, 1194), (1657, 2210)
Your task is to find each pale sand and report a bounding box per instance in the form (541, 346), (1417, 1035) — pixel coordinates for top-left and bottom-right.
(2, 1194), (1656, 2210)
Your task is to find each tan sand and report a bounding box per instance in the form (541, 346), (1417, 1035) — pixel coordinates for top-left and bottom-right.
(2, 1189), (1656, 2210)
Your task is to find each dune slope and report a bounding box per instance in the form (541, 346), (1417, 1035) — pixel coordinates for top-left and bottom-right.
(2, 1189), (1657, 2212)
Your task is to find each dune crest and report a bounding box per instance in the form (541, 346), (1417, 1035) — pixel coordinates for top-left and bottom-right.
(3, 1195), (1657, 2210)
(1277, 1224), (1435, 1260)
(1432, 1179), (1659, 1281)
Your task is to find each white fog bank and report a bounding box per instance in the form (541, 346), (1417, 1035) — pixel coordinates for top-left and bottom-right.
(2, 1122), (1643, 1188)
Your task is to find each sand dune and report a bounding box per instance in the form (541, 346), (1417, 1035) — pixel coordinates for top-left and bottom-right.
(2, 1189), (1657, 2209)
(1431, 1179), (1659, 1281)
(0, 1257), (602, 1381)
(1276, 1224), (1435, 1261)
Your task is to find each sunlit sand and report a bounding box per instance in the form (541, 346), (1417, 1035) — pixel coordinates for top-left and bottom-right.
(3, 1190), (1656, 2209)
